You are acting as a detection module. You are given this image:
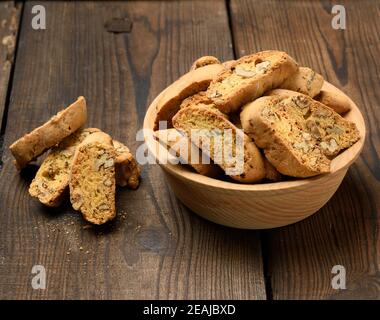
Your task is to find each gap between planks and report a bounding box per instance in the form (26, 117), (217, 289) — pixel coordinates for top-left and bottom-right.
(225, 0), (274, 300)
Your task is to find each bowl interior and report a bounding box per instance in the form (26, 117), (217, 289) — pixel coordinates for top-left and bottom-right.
(143, 81), (366, 192)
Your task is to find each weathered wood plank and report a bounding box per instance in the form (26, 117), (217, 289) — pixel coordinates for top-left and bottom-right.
(0, 0), (266, 299)
(230, 0), (380, 299)
(0, 1), (22, 160)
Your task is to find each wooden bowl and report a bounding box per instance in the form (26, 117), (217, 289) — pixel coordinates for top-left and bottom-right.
(143, 82), (366, 229)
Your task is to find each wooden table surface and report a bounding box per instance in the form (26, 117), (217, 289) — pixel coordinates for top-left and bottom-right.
(0, 0), (379, 300)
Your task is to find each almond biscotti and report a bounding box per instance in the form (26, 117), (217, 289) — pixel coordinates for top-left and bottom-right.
(179, 91), (228, 118)
(315, 90), (351, 114)
(240, 93), (360, 177)
(113, 140), (141, 189)
(155, 128), (222, 178)
(205, 51), (299, 114)
(180, 91), (213, 109)
(154, 63), (225, 130)
(29, 128), (100, 207)
(241, 96), (330, 177)
(190, 56), (221, 70)
(70, 132), (116, 225)
(172, 105), (265, 183)
(10, 96), (87, 169)
(267, 89), (359, 156)
(179, 93), (279, 180)
(280, 67), (324, 98)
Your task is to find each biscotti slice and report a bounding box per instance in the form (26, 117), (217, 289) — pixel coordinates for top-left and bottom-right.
(154, 63), (225, 130)
(10, 96), (87, 169)
(280, 67), (324, 97)
(179, 91), (228, 118)
(180, 91), (213, 109)
(70, 132), (116, 225)
(206, 50), (299, 114)
(190, 56), (221, 70)
(315, 90), (351, 114)
(113, 140), (141, 189)
(29, 128), (100, 207)
(172, 106), (265, 183)
(241, 96), (330, 177)
(266, 89), (360, 156)
(155, 129), (222, 178)
(180, 92), (246, 131)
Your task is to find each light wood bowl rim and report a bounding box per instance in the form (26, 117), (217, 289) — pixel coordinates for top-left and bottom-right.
(143, 81), (366, 192)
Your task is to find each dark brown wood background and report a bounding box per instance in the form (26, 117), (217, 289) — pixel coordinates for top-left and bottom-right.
(0, 0), (378, 299)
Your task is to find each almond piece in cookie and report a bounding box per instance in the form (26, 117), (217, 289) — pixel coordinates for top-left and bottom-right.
(206, 50), (299, 114)
(315, 90), (351, 114)
(113, 140), (141, 189)
(280, 67), (324, 98)
(190, 56), (221, 70)
(70, 132), (116, 225)
(154, 64), (225, 130)
(155, 128), (222, 178)
(172, 105), (265, 183)
(29, 128), (100, 207)
(10, 96), (87, 169)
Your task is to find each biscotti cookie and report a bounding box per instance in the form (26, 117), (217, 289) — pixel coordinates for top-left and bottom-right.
(206, 50), (299, 114)
(29, 128), (100, 207)
(172, 105), (265, 183)
(280, 67), (324, 98)
(268, 88), (301, 99)
(180, 91), (213, 109)
(70, 132), (116, 225)
(241, 96), (330, 177)
(266, 89), (359, 156)
(241, 93), (360, 177)
(229, 108), (281, 182)
(113, 140), (141, 189)
(10, 96), (87, 169)
(179, 91), (228, 118)
(190, 56), (221, 70)
(315, 90), (351, 114)
(155, 128), (222, 178)
(154, 63), (225, 130)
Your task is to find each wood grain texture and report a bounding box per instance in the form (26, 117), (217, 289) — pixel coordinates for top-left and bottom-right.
(0, 1), (22, 153)
(230, 0), (380, 299)
(0, 1), (266, 299)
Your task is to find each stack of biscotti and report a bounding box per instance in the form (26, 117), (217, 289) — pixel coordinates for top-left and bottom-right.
(10, 97), (141, 225)
(153, 50), (360, 182)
